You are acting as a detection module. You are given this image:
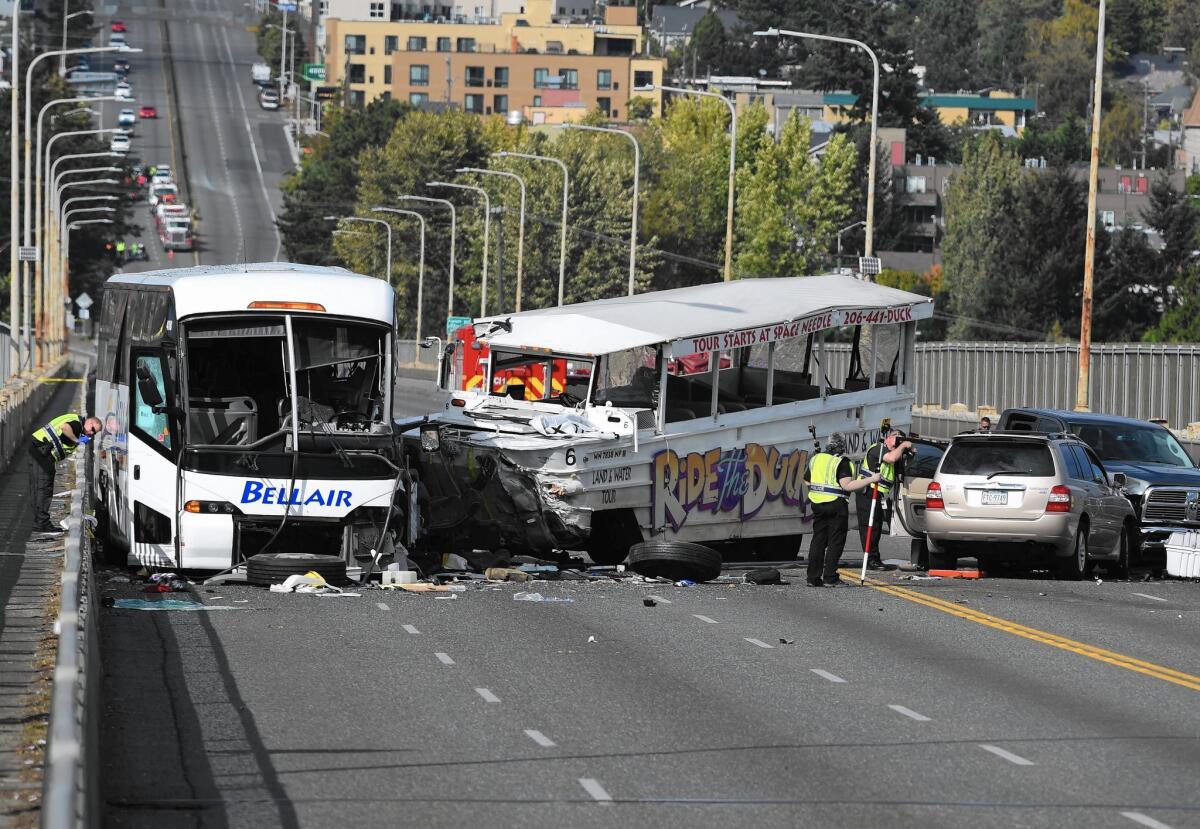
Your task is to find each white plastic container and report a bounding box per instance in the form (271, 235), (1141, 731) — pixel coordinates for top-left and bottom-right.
(1165, 531), (1200, 578)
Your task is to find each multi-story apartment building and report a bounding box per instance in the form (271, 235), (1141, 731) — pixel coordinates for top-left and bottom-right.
(321, 0), (665, 120)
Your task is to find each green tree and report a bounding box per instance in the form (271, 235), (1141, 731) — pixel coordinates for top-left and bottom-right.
(256, 10), (309, 75)
(734, 114), (857, 277)
(685, 11), (728, 77)
(277, 99), (411, 266)
(1108, 0), (1165, 55)
(914, 0), (980, 91)
(1145, 266), (1200, 342)
(975, 0), (1059, 90)
(1094, 226), (1160, 340)
(940, 133), (1022, 338)
(1100, 93), (1143, 167)
(1142, 175), (1200, 291)
(1026, 0), (1103, 125)
(627, 97), (655, 121)
(1166, 0), (1200, 68)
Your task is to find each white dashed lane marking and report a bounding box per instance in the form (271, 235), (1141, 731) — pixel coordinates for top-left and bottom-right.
(434, 652), (455, 665)
(693, 614), (718, 624)
(376, 602), (390, 611)
(979, 744), (1035, 766)
(1121, 811), (1174, 829)
(888, 704), (931, 722)
(1132, 593), (1168, 603)
(475, 688), (500, 703)
(578, 778), (612, 802)
(811, 669), (846, 683)
(402, 624), (420, 634)
(744, 638), (774, 649)
(524, 729), (556, 747)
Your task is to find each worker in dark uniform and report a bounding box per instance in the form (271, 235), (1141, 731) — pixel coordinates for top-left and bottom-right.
(28, 414), (101, 535)
(857, 427), (913, 571)
(805, 433), (881, 587)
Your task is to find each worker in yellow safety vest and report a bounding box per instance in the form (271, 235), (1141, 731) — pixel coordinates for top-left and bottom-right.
(857, 428), (914, 571)
(804, 433), (880, 587)
(28, 413), (101, 535)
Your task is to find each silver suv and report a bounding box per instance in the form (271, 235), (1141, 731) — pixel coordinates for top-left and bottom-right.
(924, 432), (1136, 578)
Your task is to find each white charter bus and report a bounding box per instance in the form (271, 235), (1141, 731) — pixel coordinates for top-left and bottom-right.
(92, 263), (410, 570)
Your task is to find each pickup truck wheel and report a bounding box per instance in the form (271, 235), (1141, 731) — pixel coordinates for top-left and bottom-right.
(1059, 527), (1090, 581)
(627, 540), (722, 583)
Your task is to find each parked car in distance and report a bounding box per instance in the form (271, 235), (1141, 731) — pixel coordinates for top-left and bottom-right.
(251, 61), (272, 86)
(259, 87), (280, 110)
(924, 431), (1136, 578)
(111, 31), (127, 46)
(115, 81), (133, 100)
(111, 20), (127, 32)
(113, 58), (130, 74)
(890, 436), (948, 568)
(117, 108), (136, 127)
(110, 134), (132, 154)
(149, 181), (178, 206)
(138, 105), (157, 118)
(998, 408), (1200, 561)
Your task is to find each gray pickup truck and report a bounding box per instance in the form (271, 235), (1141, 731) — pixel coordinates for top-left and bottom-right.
(998, 408), (1200, 563)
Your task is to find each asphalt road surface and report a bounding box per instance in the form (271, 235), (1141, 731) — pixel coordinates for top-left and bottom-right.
(100, 385), (1200, 829)
(107, 0), (289, 274)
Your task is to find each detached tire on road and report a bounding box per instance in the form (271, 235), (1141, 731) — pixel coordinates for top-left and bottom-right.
(246, 553), (348, 586)
(627, 540), (722, 583)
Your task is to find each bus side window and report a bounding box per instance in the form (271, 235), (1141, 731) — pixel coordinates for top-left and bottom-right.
(133, 353), (172, 452)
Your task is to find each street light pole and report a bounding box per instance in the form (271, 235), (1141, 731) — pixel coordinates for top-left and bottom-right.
(836, 219), (866, 262)
(400, 194), (457, 321)
(1076, 0), (1106, 412)
(457, 167), (526, 311)
(326, 215), (392, 280)
(646, 84), (736, 282)
(493, 151), (570, 305)
(372, 208), (427, 341)
(557, 123), (640, 295)
(429, 181), (490, 316)
(47, 176), (120, 353)
(60, 218), (112, 349)
(60, 10), (92, 75)
(754, 27), (881, 262)
(10, 0), (21, 377)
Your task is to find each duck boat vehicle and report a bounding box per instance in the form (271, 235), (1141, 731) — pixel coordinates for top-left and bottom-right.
(412, 274), (934, 564)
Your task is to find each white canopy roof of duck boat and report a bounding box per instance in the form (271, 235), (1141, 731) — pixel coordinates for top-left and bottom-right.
(475, 273), (933, 358)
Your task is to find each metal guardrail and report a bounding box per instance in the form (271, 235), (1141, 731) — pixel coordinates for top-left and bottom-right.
(43, 376), (98, 828)
(396, 339), (439, 368)
(909, 342), (1200, 428)
(0, 357), (70, 474)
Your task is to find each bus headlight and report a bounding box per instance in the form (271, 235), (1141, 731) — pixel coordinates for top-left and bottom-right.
(184, 500), (240, 515)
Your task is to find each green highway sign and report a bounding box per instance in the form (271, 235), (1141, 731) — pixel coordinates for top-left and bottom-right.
(446, 315), (472, 336)
(302, 63), (326, 82)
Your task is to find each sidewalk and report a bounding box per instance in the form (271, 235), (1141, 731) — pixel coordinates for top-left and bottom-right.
(0, 379), (82, 825)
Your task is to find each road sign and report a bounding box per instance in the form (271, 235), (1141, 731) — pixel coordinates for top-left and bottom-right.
(277, 1), (297, 10)
(302, 63), (326, 82)
(315, 86), (339, 100)
(446, 315), (472, 337)
(75, 291), (93, 310)
(17, 246), (38, 262)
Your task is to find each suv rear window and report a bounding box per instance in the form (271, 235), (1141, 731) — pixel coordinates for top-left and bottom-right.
(940, 440), (1056, 477)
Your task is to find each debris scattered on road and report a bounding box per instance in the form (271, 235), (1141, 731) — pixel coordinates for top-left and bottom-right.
(110, 599), (238, 611)
(779, 638), (795, 645)
(900, 574), (941, 581)
(745, 568), (783, 585)
(643, 598), (657, 607)
(269, 572), (356, 596)
(513, 592), (573, 603)
(929, 569), (984, 579)
(484, 567), (532, 582)
(587, 635), (597, 643)
(675, 579), (696, 587)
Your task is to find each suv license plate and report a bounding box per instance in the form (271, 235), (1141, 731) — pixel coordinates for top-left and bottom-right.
(981, 491), (1008, 505)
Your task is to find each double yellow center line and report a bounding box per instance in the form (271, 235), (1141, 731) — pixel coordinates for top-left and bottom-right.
(840, 569), (1200, 692)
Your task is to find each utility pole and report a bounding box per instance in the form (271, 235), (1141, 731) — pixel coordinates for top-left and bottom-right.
(1075, 0), (1105, 412)
(494, 206), (505, 314)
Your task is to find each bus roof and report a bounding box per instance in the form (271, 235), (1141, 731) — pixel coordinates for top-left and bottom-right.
(107, 262), (394, 325)
(477, 273), (933, 357)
